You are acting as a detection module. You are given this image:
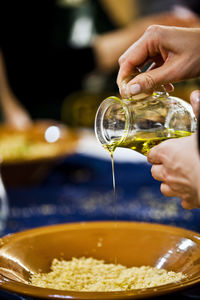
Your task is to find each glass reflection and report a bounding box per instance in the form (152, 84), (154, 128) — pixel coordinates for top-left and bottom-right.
(156, 249), (174, 269)
(178, 238), (195, 251)
(155, 238), (195, 269)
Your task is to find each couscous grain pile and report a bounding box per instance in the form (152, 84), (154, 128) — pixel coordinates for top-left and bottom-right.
(30, 257), (185, 291)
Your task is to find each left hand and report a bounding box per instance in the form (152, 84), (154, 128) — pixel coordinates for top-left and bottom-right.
(147, 134), (200, 209)
(117, 26), (200, 98)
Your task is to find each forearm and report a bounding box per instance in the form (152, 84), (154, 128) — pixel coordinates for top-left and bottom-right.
(0, 49), (13, 99)
(0, 50), (32, 129)
(92, 11), (200, 73)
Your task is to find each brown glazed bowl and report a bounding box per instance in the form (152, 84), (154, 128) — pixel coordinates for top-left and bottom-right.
(0, 221), (200, 299)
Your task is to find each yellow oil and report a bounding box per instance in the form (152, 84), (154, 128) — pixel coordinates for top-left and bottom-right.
(104, 129), (192, 156)
(110, 151), (118, 265)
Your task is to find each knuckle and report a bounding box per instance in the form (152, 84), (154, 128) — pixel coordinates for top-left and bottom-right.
(156, 163), (170, 183)
(145, 24), (161, 35)
(118, 55), (123, 65)
(182, 194), (188, 202)
(117, 60), (134, 84)
(135, 73), (158, 91)
(124, 59), (134, 71)
(143, 73), (157, 90)
(163, 172), (170, 183)
(156, 147), (168, 162)
(153, 148), (163, 161)
(118, 54), (128, 66)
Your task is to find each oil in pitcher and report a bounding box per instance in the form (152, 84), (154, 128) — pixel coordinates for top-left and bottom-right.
(95, 91), (197, 156)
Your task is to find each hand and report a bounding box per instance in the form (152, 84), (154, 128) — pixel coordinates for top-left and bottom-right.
(117, 26), (200, 98)
(147, 90), (200, 210)
(147, 134), (200, 209)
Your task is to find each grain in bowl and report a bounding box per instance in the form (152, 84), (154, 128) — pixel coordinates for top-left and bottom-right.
(30, 257), (185, 292)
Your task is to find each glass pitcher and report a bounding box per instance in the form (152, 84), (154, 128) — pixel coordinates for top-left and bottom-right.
(94, 91), (197, 156)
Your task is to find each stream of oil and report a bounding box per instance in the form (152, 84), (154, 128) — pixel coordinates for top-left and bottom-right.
(103, 146), (118, 263)
(110, 151), (117, 222)
(110, 150), (118, 265)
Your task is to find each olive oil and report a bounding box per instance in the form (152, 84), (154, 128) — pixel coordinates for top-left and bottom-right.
(105, 129), (192, 156)
(103, 147), (118, 264)
(110, 152), (117, 221)
(110, 151), (118, 265)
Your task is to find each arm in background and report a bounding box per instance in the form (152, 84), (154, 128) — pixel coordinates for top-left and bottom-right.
(0, 50), (32, 130)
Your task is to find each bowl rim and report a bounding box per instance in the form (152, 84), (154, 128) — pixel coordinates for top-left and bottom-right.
(0, 221), (200, 299)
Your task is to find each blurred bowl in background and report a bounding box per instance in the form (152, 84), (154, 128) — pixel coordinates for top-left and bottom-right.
(171, 79), (200, 102)
(0, 120), (79, 187)
(61, 90), (115, 128)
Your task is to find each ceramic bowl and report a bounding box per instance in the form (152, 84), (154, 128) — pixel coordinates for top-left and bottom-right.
(0, 221), (200, 299)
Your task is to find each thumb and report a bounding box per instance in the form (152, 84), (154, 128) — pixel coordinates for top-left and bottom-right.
(125, 65), (176, 96)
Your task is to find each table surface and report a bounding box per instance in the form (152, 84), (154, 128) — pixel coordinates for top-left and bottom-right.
(1, 131), (200, 299)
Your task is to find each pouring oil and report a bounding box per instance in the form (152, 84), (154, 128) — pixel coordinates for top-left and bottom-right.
(104, 148), (118, 264)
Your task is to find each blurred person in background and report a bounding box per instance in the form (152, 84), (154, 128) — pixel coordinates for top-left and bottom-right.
(117, 24), (200, 210)
(0, 0), (115, 124)
(0, 0), (200, 128)
(94, 0), (200, 73)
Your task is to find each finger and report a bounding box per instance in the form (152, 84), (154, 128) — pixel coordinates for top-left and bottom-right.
(147, 145), (163, 164)
(117, 25), (175, 93)
(160, 183), (176, 197)
(117, 26), (161, 87)
(146, 63), (174, 92)
(117, 52), (148, 89)
(151, 164), (165, 181)
(124, 64), (177, 96)
(161, 184), (196, 208)
(119, 80), (128, 99)
(181, 199), (196, 210)
(190, 90), (200, 118)
(119, 71), (141, 98)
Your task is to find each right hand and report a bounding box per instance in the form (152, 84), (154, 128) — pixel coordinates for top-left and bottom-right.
(147, 90), (200, 210)
(117, 25), (200, 98)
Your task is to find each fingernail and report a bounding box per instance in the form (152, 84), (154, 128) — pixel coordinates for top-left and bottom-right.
(130, 84), (141, 95)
